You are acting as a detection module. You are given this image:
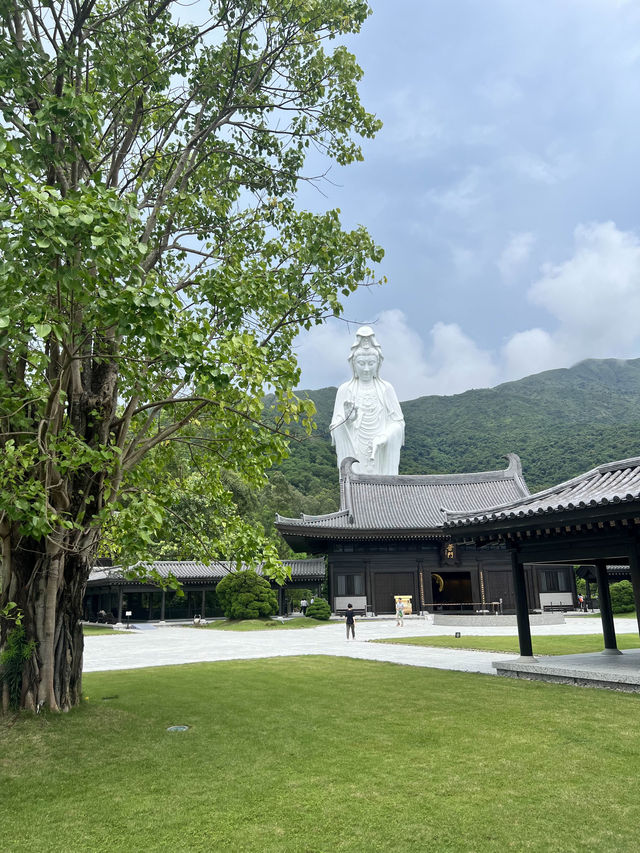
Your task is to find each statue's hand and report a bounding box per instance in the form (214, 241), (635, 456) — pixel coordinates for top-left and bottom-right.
(372, 435), (386, 456)
(344, 401), (357, 420)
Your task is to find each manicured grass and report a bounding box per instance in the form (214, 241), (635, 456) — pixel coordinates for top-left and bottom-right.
(202, 616), (328, 631)
(374, 634), (640, 655)
(82, 624), (123, 636)
(2, 658), (640, 852)
(581, 611), (638, 619)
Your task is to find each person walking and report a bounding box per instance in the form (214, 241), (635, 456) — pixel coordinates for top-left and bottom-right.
(300, 598), (308, 616)
(395, 598), (405, 626)
(345, 603), (356, 639)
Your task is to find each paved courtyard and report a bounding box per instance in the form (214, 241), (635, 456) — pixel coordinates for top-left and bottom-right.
(83, 614), (640, 677)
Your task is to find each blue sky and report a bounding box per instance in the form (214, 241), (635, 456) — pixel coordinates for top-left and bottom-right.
(294, 0), (640, 400)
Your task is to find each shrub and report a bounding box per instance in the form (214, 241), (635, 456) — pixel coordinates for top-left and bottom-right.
(608, 580), (635, 614)
(0, 623), (36, 710)
(305, 598), (331, 621)
(216, 570), (278, 620)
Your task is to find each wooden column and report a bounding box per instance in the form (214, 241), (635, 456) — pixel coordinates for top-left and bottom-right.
(628, 542), (640, 639)
(595, 560), (621, 654)
(201, 588), (206, 618)
(424, 564), (434, 612)
(364, 560), (372, 616)
(511, 549), (533, 657)
(417, 560), (426, 614)
(160, 590), (166, 621)
(117, 587), (124, 623)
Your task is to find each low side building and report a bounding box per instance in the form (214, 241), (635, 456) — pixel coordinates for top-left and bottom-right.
(275, 454), (577, 615)
(84, 558), (326, 622)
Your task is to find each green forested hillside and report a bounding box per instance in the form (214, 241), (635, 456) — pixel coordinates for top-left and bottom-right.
(279, 358), (640, 501)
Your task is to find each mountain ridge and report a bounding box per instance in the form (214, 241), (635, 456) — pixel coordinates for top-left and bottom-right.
(278, 357), (640, 497)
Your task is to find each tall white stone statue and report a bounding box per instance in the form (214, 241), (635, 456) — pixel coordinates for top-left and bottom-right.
(330, 326), (404, 475)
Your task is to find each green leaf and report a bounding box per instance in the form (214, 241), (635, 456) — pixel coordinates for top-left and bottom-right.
(34, 322), (52, 338)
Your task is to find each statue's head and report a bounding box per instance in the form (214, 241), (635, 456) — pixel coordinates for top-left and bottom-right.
(348, 325), (383, 379)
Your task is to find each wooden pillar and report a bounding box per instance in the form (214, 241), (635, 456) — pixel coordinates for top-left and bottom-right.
(201, 588), (206, 617)
(413, 568), (420, 616)
(511, 549), (533, 658)
(424, 566), (434, 612)
(117, 587), (124, 623)
(160, 590), (166, 621)
(364, 560), (372, 616)
(628, 542), (640, 639)
(595, 560), (621, 654)
(417, 560), (426, 614)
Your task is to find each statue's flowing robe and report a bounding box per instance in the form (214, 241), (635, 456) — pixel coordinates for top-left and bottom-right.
(330, 377), (405, 475)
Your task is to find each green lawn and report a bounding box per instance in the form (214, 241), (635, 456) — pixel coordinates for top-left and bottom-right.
(2, 658), (640, 852)
(373, 634), (640, 655)
(82, 624), (124, 636)
(202, 616), (328, 631)
(581, 611), (638, 620)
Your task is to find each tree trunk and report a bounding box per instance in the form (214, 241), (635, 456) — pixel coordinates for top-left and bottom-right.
(1, 529), (92, 713)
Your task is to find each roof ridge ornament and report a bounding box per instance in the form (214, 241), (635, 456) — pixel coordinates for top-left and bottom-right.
(504, 453), (529, 497)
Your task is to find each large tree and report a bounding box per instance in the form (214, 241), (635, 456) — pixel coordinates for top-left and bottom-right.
(0, 0), (382, 711)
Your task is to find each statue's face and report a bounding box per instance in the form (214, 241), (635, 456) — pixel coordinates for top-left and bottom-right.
(353, 353), (379, 380)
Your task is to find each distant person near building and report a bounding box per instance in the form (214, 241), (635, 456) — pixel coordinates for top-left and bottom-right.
(300, 598), (308, 615)
(395, 598), (405, 626)
(345, 604), (356, 639)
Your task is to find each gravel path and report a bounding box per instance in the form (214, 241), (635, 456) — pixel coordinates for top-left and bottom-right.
(83, 614), (638, 676)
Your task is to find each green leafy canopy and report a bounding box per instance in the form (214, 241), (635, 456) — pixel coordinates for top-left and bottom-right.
(0, 0), (383, 580)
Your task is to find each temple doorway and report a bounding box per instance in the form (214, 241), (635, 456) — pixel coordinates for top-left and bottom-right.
(432, 571), (473, 612)
(373, 572), (415, 614)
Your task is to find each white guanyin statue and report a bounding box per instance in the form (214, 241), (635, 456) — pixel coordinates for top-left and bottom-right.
(329, 326), (405, 475)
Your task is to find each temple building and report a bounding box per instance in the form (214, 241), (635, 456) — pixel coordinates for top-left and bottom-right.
(275, 454), (577, 615)
(84, 558), (325, 622)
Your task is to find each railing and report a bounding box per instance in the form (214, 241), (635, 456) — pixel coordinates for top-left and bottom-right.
(425, 601), (503, 614)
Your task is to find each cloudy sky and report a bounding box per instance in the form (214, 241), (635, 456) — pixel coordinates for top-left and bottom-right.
(293, 0), (640, 401)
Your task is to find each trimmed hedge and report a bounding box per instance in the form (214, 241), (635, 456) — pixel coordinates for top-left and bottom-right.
(216, 570), (278, 619)
(609, 580), (635, 614)
(305, 597), (331, 621)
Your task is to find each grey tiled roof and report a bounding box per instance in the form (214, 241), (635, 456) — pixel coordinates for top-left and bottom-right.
(88, 557), (325, 584)
(444, 456), (640, 528)
(275, 454), (529, 534)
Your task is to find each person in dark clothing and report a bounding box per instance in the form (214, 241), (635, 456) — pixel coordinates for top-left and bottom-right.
(345, 603), (356, 639)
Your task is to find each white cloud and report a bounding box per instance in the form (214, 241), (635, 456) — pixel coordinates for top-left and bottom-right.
(383, 90), (444, 157)
(426, 168), (486, 217)
(501, 220), (640, 378)
(508, 147), (577, 185)
(420, 322), (499, 397)
(497, 231), (536, 281)
(294, 322), (356, 391)
(296, 311), (499, 400)
(502, 328), (566, 379)
(297, 222), (640, 400)
(528, 221), (640, 354)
